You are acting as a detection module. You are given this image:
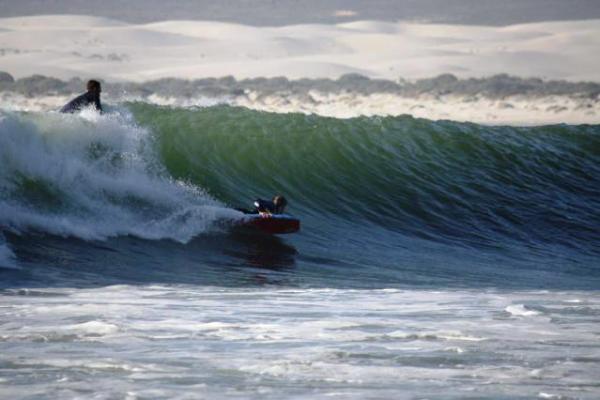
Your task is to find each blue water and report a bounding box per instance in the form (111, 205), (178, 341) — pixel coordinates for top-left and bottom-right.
(1, 106), (599, 399)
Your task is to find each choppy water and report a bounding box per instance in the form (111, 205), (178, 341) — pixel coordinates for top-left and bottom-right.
(1, 105), (599, 398)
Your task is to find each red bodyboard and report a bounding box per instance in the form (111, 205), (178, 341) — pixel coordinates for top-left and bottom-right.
(243, 214), (300, 234)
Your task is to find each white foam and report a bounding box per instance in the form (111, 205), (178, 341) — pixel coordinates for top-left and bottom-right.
(68, 321), (120, 336)
(0, 109), (240, 243)
(386, 330), (486, 342)
(2, 286), (600, 398)
(505, 304), (541, 317)
(3, 89), (598, 126)
(538, 393), (563, 399)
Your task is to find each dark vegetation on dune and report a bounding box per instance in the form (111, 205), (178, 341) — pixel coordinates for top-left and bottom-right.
(1, 72), (599, 100)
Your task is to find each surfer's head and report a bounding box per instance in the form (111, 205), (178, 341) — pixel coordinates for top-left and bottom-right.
(273, 195), (287, 214)
(87, 79), (101, 94)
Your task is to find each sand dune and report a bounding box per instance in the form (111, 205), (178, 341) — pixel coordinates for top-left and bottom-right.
(1, 15), (599, 124)
(0, 15), (599, 82)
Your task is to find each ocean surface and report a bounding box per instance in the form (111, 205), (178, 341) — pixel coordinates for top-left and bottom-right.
(1, 104), (599, 399)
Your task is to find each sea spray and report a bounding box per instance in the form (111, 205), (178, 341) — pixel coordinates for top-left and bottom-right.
(0, 108), (240, 245)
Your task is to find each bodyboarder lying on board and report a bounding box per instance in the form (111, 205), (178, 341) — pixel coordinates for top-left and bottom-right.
(236, 195), (288, 216)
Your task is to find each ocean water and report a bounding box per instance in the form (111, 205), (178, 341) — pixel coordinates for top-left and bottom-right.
(1, 104), (599, 399)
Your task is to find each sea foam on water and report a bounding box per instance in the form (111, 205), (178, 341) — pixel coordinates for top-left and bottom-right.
(0, 108), (236, 245)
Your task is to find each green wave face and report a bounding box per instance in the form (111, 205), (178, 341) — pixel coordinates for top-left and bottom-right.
(130, 103), (600, 253)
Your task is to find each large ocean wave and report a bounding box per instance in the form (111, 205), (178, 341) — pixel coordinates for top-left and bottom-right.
(1, 104), (599, 287)
(128, 103), (600, 253)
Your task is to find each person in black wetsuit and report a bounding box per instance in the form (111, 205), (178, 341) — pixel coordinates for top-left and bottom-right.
(60, 79), (103, 113)
(255, 195), (288, 215)
(237, 195), (288, 215)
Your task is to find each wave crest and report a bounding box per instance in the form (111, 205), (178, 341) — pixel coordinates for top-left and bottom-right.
(0, 108), (238, 244)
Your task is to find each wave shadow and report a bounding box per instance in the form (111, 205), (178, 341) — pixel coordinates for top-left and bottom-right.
(0, 229), (299, 289)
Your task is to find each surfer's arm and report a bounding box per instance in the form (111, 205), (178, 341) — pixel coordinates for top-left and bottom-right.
(93, 93), (103, 113)
(254, 199), (273, 217)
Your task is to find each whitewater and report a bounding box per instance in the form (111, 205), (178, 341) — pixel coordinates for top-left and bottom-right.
(2, 286), (599, 399)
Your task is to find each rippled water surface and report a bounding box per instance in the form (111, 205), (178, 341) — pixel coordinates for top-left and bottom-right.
(1, 105), (599, 398)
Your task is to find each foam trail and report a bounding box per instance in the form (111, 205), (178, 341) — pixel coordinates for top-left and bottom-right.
(505, 304), (541, 317)
(0, 108), (241, 243)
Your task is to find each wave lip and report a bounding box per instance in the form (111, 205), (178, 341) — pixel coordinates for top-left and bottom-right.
(0, 108), (239, 247)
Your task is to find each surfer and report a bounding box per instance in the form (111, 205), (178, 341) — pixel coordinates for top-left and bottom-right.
(60, 80), (103, 113)
(237, 195), (288, 216)
(235, 195), (299, 234)
(255, 195), (288, 216)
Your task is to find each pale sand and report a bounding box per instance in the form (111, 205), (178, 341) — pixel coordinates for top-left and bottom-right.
(0, 15), (599, 124)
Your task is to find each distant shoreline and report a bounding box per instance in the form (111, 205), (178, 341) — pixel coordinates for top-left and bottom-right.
(1, 14), (598, 124)
(1, 73), (598, 125)
(1, 72), (599, 100)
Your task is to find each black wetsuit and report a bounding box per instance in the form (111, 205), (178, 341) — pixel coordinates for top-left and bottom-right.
(254, 199), (278, 213)
(236, 199), (277, 214)
(60, 91), (102, 113)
